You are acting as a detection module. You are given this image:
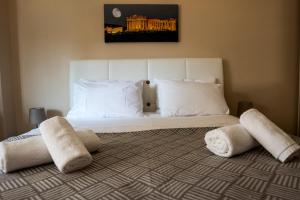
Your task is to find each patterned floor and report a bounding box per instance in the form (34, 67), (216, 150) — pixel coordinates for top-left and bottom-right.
(1, 127), (300, 200)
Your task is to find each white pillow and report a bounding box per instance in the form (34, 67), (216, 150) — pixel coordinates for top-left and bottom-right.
(156, 80), (229, 117)
(154, 78), (217, 111)
(67, 80), (143, 119)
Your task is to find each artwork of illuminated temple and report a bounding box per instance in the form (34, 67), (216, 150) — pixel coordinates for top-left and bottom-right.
(126, 15), (176, 32)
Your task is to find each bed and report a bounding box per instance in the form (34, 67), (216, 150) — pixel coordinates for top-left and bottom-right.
(1, 58), (299, 200)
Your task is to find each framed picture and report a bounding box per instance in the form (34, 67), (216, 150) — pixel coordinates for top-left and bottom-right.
(104, 4), (179, 43)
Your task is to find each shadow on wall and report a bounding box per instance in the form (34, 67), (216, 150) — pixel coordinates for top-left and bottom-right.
(222, 59), (233, 113)
(223, 58), (297, 134)
(224, 58), (268, 115)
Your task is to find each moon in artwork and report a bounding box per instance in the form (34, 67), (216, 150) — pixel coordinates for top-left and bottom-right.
(112, 8), (121, 18)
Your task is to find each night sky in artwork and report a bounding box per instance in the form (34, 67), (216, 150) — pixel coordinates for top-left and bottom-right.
(104, 4), (179, 27)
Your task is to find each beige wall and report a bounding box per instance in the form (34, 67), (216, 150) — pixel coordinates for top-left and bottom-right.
(0, 0), (17, 139)
(12, 0), (299, 134)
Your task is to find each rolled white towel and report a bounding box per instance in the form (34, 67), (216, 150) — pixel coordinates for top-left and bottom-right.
(240, 109), (300, 162)
(205, 124), (259, 157)
(39, 116), (92, 173)
(0, 130), (100, 173)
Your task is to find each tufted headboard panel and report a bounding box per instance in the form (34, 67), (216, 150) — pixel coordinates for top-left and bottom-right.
(69, 58), (223, 111)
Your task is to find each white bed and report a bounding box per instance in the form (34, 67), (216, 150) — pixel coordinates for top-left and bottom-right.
(4, 58), (300, 200)
(25, 57), (238, 135)
(68, 58), (237, 127)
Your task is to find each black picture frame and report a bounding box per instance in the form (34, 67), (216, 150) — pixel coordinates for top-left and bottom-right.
(104, 4), (179, 43)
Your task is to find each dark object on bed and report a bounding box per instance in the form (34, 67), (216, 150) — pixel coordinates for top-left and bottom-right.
(1, 127), (300, 200)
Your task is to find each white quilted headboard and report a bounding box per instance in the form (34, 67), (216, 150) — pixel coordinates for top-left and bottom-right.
(70, 58), (223, 111)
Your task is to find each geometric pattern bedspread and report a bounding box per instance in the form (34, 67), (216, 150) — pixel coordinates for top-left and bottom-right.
(1, 127), (300, 200)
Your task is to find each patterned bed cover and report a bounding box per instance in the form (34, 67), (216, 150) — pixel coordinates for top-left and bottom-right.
(1, 127), (300, 200)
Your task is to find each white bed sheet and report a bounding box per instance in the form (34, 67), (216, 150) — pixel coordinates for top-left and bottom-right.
(24, 113), (239, 136)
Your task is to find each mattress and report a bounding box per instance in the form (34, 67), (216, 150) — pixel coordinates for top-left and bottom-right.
(1, 124), (300, 200)
(24, 113), (239, 136)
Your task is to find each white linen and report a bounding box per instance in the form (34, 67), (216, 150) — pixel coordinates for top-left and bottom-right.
(23, 114), (238, 135)
(240, 109), (300, 162)
(65, 114), (239, 133)
(39, 117), (92, 173)
(67, 80), (143, 119)
(155, 80), (229, 117)
(156, 78), (218, 111)
(0, 130), (100, 173)
(204, 124), (259, 157)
